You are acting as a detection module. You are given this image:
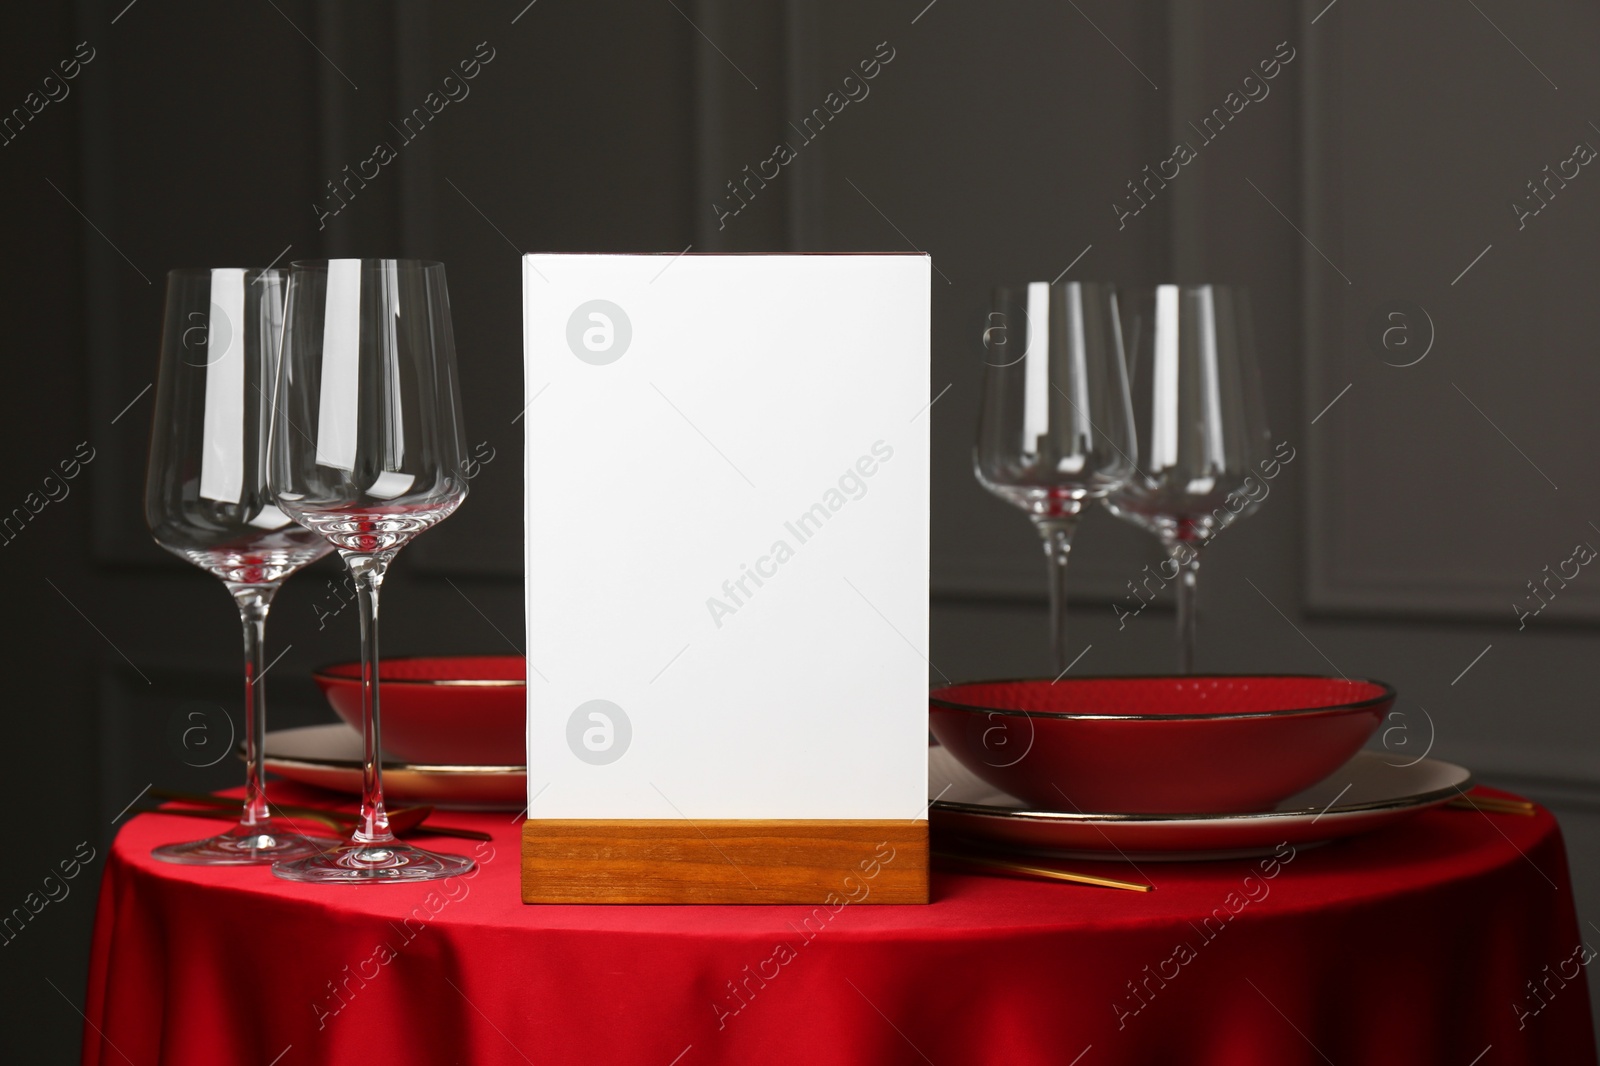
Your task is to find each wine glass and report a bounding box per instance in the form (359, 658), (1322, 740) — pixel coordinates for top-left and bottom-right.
(267, 258), (474, 884)
(145, 267), (335, 864)
(1104, 284), (1270, 672)
(975, 282), (1138, 672)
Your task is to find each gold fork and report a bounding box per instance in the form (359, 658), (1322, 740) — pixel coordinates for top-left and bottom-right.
(146, 788), (492, 841)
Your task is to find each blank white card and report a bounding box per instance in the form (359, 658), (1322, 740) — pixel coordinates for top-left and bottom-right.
(523, 254), (930, 819)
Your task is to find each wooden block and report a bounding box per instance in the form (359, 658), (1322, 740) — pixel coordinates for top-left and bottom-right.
(521, 819), (928, 904)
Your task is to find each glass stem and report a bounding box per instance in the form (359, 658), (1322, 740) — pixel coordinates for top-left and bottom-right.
(1035, 516), (1080, 675)
(227, 583), (279, 831)
(343, 550), (396, 845)
(1166, 539), (1202, 674)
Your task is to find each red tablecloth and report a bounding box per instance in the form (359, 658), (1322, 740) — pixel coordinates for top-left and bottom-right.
(83, 785), (1597, 1066)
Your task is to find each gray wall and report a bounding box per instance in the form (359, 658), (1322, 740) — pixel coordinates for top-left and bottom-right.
(1, 1), (1594, 1060)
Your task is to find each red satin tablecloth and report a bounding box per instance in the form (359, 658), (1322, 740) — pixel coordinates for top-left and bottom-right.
(83, 785), (1597, 1065)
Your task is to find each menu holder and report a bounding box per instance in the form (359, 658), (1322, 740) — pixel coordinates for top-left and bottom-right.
(521, 253), (931, 904)
(520, 820), (927, 905)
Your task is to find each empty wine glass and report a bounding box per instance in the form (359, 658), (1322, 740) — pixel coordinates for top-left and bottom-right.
(145, 267), (335, 864)
(1104, 284), (1271, 672)
(268, 258), (473, 884)
(975, 282), (1138, 672)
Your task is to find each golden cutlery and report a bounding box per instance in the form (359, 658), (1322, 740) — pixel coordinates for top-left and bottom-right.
(934, 849), (1153, 892)
(140, 804), (488, 840)
(146, 789), (493, 841)
(1447, 794), (1537, 817)
(140, 805), (344, 833)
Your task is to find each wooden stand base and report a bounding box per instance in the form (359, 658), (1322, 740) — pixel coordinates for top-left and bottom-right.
(521, 819), (928, 904)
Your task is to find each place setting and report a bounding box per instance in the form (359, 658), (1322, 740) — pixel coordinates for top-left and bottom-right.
(267, 654), (528, 809)
(137, 263), (1512, 883)
(85, 251), (1590, 1066)
(935, 281), (1482, 883)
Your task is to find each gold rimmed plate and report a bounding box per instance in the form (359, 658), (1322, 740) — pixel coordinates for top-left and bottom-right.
(929, 745), (1470, 861)
(264, 724), (525, 811)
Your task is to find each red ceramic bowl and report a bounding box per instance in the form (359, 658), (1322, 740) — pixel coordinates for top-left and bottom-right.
(928, 675), (1392, 814)
(314, 655), (524, 766)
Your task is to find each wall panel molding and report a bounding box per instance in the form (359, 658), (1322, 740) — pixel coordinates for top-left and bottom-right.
(1298, 5), (1600, 626)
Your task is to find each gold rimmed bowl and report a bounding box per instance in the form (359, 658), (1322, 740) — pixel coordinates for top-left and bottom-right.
(929, 675), (1394, 815)
(314, 654), (524, 766)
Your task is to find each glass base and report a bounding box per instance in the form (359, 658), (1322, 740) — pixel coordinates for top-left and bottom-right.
(152, 825), (335, 866)
(271, 839), (475, 884)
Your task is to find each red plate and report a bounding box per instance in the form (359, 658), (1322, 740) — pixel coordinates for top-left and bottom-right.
(928, 675), (1393, 815)
(314, 655), (524, 766)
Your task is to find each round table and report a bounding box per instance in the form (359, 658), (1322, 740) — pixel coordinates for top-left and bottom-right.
(83, 785), (1597, 1065)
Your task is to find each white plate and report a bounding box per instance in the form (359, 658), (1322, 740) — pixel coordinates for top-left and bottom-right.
(929, 745), (1471, 861)
(265, 724), (525, 811)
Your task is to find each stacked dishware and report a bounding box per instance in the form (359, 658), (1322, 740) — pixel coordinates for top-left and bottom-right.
(944, 282), (1469, 874)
